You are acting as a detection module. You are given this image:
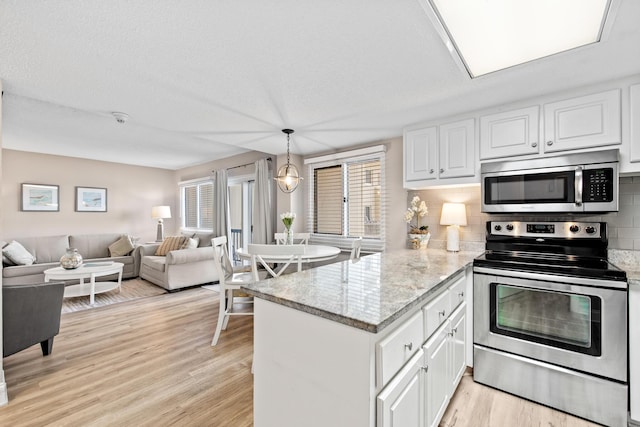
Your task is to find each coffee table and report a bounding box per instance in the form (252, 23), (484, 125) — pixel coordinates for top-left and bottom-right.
(44, 262), (124, 305)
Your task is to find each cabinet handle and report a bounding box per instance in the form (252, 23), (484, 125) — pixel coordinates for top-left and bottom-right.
(421, 365), (429, 373)
(404, 342), (413, 351)
(458, 292), (464, 298)
(438, 310), (446, 317)
(439, 168), (444, 173)
(429, 169), (434, 174)
(452, 327), (457, 334)
(531, 142), (538, 148)
(546, 140), (553, 146)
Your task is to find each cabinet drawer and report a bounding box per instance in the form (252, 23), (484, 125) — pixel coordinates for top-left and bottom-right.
(423, 289), (450, 340)
(377, 311), (423, 388)
(448, 275), (466, 311)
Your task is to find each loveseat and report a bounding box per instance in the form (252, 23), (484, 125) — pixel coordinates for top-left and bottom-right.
(1, 233), (140, 286)
(139, 233), (219, 291)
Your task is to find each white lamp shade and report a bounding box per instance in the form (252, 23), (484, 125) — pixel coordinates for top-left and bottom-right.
(440, 203), (467, 226)
(151, 205), (171, 219)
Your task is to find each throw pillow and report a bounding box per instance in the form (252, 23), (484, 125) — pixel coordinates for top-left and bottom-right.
(155, 236), (187, 256)
(194, 232), (215, 247)
(1, 241), (15, 266)
(181, 237), (199, 250)
(109, 235), (135, 257)
(2, 240), (36, 266)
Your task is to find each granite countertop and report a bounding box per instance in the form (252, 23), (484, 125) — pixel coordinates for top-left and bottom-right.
(609, 250), (640, 286)
(242, 248), (481, 333)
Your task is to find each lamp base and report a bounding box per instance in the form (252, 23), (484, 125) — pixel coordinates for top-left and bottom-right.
(156, 220), (164, 242)
(446, 225), (460, 252)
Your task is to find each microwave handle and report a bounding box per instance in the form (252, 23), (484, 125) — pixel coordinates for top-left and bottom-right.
(575, 167), (583, 206)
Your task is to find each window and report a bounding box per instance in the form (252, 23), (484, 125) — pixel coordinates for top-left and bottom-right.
(180, 179), (214, 230)
(306, 145), (385, 250)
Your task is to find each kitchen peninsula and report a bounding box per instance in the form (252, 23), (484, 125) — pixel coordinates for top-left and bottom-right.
(243, 248), (480, 427)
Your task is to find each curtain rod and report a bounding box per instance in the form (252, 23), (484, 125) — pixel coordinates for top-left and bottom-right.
(214, 157), (272, 173)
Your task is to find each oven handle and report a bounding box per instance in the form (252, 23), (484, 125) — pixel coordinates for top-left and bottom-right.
(575, 166), (583, 206)
(473, 266), (627, 289)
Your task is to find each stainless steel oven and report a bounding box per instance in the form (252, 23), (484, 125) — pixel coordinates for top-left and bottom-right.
(473, 221), (628, 427)
(481, 149), (619, 213)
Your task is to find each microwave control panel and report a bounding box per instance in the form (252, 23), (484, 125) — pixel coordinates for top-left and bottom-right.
(489, 221), (602, 238)
(583, 168), (613, 202)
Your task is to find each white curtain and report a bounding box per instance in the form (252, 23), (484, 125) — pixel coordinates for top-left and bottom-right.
(214, 169), (230, 242)
(252, 158), (273, 244)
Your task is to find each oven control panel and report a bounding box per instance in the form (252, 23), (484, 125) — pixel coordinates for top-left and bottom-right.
(489, 221), (602, 238)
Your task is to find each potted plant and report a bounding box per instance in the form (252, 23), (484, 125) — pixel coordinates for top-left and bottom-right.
(404, 196), (430, 249)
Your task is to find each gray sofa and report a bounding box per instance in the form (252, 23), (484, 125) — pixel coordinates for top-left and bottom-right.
(139, 239), (219, 291)
(2, 233), (140, 286)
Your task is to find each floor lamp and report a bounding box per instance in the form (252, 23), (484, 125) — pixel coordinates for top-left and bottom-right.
(440, 203), (467, 252)
(151, 206), (171, 242)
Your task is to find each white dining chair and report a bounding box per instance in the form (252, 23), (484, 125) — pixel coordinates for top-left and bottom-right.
(350, 237), (363, 259)
(211, 236), (255, 347)
(274, 232), (310, 245)
(248, 243), (305, 281)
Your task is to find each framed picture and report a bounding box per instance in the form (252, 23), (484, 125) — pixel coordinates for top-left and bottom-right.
(75, 187), (107, 212)
(21, 183), (59, 212)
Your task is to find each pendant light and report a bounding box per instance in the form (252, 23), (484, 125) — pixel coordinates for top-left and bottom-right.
(275, 128), (302, 193)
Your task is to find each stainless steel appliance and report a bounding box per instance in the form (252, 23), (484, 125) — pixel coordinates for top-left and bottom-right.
(481, 149), (619, 213)
(473, 221), (628, 427)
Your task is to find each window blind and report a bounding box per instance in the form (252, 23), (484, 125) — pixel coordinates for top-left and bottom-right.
(180, 179), (214, 230)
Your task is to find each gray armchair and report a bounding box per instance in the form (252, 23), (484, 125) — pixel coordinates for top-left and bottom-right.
(3, 281), (66, 357)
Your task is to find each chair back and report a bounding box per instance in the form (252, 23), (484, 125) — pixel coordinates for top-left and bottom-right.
(247, 243), (305, 280)
(211, 236), (234, 284)
(350, 237), (363, 260)
(274, 232), (310, 245)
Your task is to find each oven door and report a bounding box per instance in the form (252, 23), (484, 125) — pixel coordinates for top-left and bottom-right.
(474, 268), (627, 382)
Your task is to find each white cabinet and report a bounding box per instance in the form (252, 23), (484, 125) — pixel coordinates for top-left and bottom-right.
(480, 106), (540, 160)
(630, 84), (640, 164)
(377, 349), (424, 427)
(377, 311), (423, 387)
(543, 89), (621, 152)
(423, 303), (466, 427)
(404, 127), (438, 181)
(403, 118), (476, 188)
(630, 281), (640, 423)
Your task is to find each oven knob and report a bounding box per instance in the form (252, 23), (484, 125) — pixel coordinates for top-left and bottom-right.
(494, 225), (502, 231)
(585, 226), (596, 234)
(506, 224), (514, 231)
(569, 225), (580, 233)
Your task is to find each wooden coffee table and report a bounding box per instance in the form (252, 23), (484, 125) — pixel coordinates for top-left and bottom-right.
(44, 262), (124, 305)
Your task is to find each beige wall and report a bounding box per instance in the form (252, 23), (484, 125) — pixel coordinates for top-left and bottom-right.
(1, 150), (175, 242)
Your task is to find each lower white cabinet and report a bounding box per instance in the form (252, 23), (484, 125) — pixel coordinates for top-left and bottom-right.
(377, 349), (425, 427)
(630, 281), (640, 423)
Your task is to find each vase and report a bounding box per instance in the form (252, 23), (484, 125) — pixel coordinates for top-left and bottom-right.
(60, 248), (83, 269)
(408, 232), (430, 249)
(285, 228), (293, 245)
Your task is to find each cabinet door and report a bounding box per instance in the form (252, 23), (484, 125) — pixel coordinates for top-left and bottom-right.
(377, 349), (424, 427)
(404, 127), (438, 182)
(631, 84), (640, 164)
(423, 289), (450, 340)
(543, 89), (621, 152)
(439, 118), (475, 179)
(630, 282), (640, 423)
(448, 304), (466, 391)
(480, 106), (539, 160)
(424, 325), (449, 427)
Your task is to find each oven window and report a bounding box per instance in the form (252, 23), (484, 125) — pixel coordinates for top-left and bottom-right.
(490, 284), (601, 356)
(484, 171), (574, 205)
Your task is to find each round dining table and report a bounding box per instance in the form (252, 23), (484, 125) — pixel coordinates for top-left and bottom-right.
(235, 244), (341, 264)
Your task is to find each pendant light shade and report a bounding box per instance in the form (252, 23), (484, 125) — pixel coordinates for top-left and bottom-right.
(275, 129), (302, 193)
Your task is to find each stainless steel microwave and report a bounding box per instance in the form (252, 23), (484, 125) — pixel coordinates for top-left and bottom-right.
(481, 150), (619, 213)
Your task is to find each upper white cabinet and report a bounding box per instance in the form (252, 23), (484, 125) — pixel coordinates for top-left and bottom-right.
(630, 84), (640, 164)
(404, 118), (476, 188)
(480, 106), (540, 160)
(404, 127), (438, 182)
(543, 89), (621, 152)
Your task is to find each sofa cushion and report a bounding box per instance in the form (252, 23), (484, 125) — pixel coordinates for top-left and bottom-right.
(3, 241), (37, 265)
(155, 236), (187, 256)
(109, 235), (134, 257)
(11, 235), (69, 264)
(69, 233), (125, 259)
(141, 255), (166, 273)
(194, 232), (215, 247)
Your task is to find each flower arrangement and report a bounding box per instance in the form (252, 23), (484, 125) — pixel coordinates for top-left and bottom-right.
(404, 196), (429, 234)
(280, 212), (296, 230)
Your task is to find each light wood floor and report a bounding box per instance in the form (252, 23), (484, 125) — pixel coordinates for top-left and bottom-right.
(0, 287), (601, 427)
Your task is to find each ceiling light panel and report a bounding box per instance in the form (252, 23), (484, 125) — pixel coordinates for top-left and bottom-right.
(427, 0), (612, 77)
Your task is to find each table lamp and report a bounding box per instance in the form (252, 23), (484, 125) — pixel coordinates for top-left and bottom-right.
(151, 205), (171, 242)
(440, 203), (467, 252)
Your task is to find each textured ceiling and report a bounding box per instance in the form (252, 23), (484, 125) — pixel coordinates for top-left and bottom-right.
(1, 0), (639, 169)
